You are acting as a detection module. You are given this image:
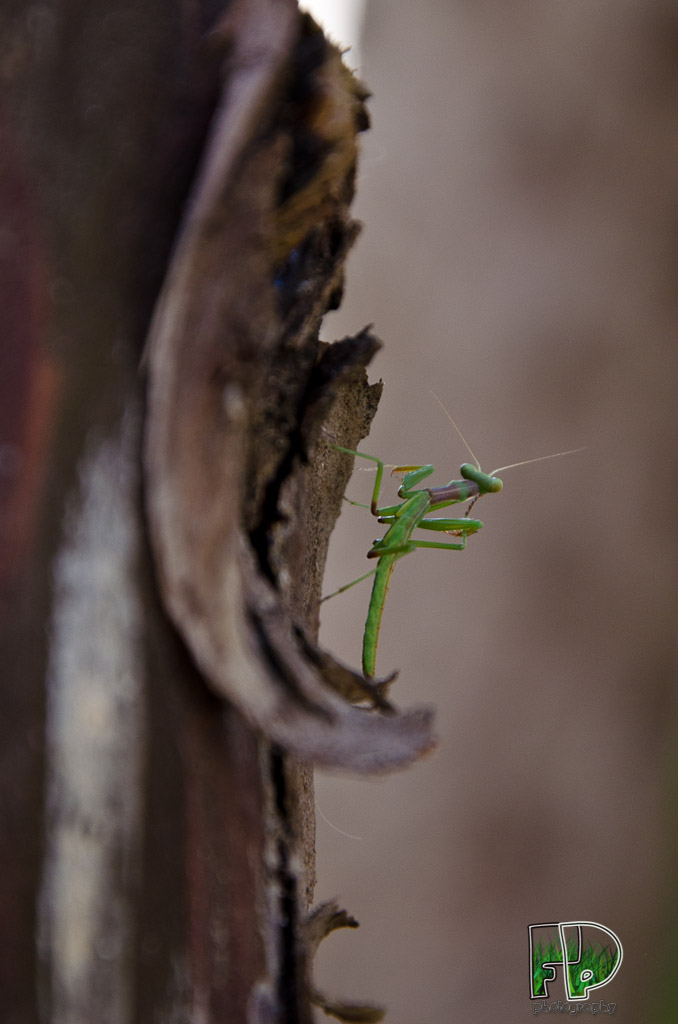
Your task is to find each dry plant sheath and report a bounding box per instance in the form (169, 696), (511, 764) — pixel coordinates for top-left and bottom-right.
(142, 8), (435, 1019)
(144, 6), (435, 771)
(142, 6), (436, 1015)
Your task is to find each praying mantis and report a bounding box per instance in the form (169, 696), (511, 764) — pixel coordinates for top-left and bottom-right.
(324, 399), (582, 680)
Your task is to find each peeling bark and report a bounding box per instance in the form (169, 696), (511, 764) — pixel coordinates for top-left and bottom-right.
(144, 6), (435, 771)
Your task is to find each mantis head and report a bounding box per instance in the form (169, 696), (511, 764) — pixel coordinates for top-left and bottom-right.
(460, 462), (503, 493)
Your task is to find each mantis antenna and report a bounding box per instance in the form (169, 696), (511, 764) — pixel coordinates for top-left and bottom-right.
(429, 388), (585, 476)
(491, 448), (586, 475)
(429, 389), (481, 469)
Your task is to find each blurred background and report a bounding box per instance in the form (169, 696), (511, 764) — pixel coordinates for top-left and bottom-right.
(302, 1), (678, 1021)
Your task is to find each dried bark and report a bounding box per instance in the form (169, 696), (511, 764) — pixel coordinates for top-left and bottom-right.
(0, 1), (434, 1021)
(144, 2), (434, 774)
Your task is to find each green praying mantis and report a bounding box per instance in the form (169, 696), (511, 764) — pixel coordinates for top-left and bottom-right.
(324, 397), (582, 680)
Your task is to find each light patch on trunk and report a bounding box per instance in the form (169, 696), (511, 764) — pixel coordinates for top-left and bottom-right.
(38, 413), (145, 1023)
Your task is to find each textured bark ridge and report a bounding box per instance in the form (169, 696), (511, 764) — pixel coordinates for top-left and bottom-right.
(144, 5), (436, 772)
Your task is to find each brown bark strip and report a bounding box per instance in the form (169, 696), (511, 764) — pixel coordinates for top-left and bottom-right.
(144, 4), (436, 771)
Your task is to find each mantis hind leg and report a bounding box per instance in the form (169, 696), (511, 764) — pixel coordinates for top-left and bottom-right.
(331, 446), (435, 515)
(331, 445), (385, 515)
(320, 567), (378, 602)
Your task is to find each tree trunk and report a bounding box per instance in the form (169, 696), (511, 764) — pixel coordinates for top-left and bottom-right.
(0, 2), (433, 1020)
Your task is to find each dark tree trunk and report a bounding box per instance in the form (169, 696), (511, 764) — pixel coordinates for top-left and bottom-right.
(0, 1), (433, 1021)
